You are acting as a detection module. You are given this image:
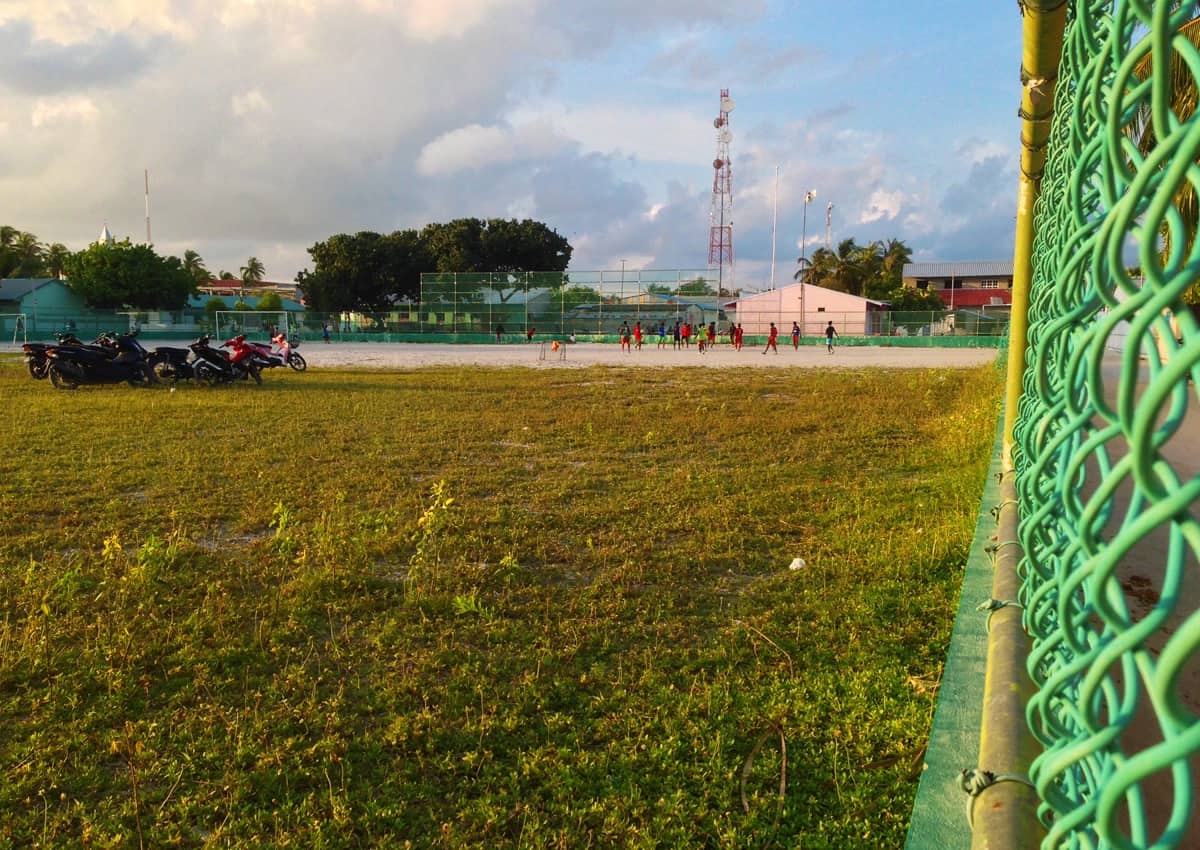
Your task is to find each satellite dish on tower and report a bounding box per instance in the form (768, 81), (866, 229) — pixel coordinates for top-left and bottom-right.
(721, 95), (736, 113)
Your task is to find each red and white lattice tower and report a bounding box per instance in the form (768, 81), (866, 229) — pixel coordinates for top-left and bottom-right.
(707, 89), (735, 293)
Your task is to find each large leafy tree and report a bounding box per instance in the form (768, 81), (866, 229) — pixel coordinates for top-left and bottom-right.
(299, 219), (570, 311)
(297, 230), (431, 312)
(62, 239), (196, 310)
(419, 217), (573, 302)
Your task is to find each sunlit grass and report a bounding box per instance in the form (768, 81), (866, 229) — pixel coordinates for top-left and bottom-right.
(0, 359), (1001, 848)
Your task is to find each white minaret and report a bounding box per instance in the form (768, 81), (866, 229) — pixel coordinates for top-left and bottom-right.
(100, 223), (114, 246)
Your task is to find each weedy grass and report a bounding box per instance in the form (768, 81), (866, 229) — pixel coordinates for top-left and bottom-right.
(0, 358), (1001, 848)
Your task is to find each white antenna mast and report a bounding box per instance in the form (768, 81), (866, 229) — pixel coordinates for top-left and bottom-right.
(825, 201), (833, 250)
(144, 169), (152, 245)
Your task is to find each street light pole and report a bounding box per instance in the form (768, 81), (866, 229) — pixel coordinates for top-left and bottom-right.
(800, 189), (816, 337)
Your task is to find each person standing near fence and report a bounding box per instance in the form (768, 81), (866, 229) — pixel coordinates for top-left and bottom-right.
(791, 321), (801, 350)
(825, 320), (839, 354)
(763, 322), (779, 355)
(734, 323), (744, 351)
(633, 321), (643, 350)
(672, 320), (681, 350)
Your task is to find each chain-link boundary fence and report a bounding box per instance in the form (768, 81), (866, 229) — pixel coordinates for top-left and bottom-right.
(1011, 3), (1200, 848)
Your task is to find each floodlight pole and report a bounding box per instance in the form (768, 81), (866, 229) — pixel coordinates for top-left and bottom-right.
(800, 189), (816, 335)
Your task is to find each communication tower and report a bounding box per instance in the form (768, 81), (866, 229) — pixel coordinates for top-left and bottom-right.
(707, 89), (735, 294)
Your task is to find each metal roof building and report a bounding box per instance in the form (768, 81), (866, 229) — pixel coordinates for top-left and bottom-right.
(902, 261), (1014, 278)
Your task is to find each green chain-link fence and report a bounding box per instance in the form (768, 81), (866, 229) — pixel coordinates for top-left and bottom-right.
(1013, 2), (1200, 847)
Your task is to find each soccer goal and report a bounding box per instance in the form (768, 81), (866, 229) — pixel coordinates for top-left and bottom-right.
(214, 310), (291, 341)
(0, 313), (27, 344)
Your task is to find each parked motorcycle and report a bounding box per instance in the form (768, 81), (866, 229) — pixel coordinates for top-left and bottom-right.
(22, 331), (87, 379)
(242, 333), (307, 372)
(146, 344), (197, 384)
(188, 335), (263, 385)
(45, 331), (156, 389)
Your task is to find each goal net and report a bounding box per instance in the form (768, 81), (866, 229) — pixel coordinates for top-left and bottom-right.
(0, 313), (27, 344)
(213, 310), (290, 341)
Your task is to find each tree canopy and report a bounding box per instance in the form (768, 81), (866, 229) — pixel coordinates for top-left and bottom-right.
(0, 226), (67, 279)
(794, 236), (925, 307)
(298, 218), (572, 312)
(62, 239), (196, 310)
(297, 230), (432, 312)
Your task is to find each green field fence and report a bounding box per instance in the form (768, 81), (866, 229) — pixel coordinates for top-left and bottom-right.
(1011, 2), (1200, 848)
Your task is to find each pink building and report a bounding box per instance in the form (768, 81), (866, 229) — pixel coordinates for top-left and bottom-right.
(725, 283), (888, 336)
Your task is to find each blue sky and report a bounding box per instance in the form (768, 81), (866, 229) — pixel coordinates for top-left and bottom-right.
(0, 0), (1022, 289)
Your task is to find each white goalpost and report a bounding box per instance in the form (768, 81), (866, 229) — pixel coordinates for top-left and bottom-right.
(0, 313), (27, 344)
(213, 310), (291, 341)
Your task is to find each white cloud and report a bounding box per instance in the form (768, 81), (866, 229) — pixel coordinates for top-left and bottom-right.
(511, 100), (712, 166)
(416, 120), (570, 176)
(31, 95), (98, 127)
(859, 189), (904, 223)
(398, 0), (532, 40)
(232, 89), (271, 117)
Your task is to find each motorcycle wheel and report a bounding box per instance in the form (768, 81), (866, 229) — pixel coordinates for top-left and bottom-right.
(48, 364), (79, 390)
(152, 360), (177, 383)
(28, 358), (49, 380)
(288, 352), (307, 372)
(128, 363), (156, 387)
(194, 361), (220, 386)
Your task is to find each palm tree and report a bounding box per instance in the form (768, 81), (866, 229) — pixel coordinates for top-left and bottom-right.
(43, 243), (69, 279)
(182, 249), (211, 285)
(13, 231), (43, 277)
(239, 256), (265, 298)
(880, 238), (912, 283)
(794, 246), (837, 286)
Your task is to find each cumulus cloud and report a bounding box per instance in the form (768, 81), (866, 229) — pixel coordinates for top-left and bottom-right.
(859, 189), (905, 223)
(416, 120), (569, 177)
(0, 20), (167, 94)
(231, 89), (271, 118)
(31, 95), (99, 127)
(0, 0), (1020, 283)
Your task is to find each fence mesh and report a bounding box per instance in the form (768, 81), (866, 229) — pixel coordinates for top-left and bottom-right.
(1012, 2), (1200, 847)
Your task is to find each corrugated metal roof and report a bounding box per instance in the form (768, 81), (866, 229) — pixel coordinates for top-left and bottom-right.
(902, 261), (1013, 277)
(0, 278), (60, 300)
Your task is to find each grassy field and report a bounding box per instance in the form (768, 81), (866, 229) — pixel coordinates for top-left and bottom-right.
(0, 358), (1001, 848)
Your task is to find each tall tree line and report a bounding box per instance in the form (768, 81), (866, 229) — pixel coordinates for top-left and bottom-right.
(296, 217), (572, 312)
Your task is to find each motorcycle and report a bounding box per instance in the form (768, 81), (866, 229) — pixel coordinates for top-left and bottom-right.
(188, 335), (263, 385)
(22, 331), (87, 379)
(147, 344), (197, 384)
(242, 333), (307, 372)
(45, 331), (156, 389)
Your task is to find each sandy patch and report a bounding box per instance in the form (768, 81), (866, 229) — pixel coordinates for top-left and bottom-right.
(291, 341), (999, 370)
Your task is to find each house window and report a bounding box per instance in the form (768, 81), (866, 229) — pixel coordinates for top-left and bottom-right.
(916, 280), (928, 290)
(980, 279), (1000, 289)
(817, 307), (826, 312)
